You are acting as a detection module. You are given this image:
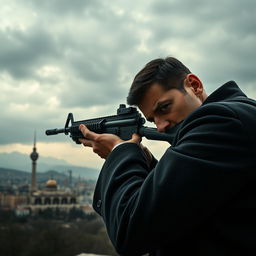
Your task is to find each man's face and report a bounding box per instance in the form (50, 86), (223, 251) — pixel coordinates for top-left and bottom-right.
(138, 80), (204, 132)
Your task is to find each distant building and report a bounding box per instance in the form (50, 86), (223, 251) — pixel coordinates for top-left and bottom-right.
(29, 178), (78, 212)
(0, 193), (29, 210)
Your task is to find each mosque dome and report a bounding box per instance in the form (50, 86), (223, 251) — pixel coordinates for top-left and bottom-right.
(46, 179), (57, 189)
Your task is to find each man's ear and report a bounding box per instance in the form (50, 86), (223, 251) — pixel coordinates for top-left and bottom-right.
(186, 74), (204, 96)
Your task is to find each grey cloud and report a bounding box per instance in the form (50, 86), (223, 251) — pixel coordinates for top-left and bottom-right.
(150, 0), (255, 19)
(26, 0), (101, 16)
(148, 0), (256, 41)
(0, 118), (65, 145)
(0, 26), (60, 79)
(58, 73), (127, 109)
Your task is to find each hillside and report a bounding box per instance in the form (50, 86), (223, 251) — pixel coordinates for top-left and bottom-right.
(0, 152), (100, 179)
(0, 167), (70, 184)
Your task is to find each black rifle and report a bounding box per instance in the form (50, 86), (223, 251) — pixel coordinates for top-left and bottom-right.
(45, 104), (172, 143)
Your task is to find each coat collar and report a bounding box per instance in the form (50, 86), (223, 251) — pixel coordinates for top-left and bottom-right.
(203, 81), (247, 105)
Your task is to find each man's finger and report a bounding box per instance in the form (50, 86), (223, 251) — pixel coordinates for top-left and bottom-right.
(79, 138), (93, 147)
(130, 133), (142, 144)
(79, 124), (98, 141)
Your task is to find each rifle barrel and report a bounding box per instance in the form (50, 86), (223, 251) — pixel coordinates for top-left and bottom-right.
(45, 128), (69, 135)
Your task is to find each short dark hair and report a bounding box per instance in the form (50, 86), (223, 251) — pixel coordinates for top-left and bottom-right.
(127, 57), (191, 106)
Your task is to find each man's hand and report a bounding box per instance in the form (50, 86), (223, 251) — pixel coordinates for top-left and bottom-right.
(79, 124), (141, 159)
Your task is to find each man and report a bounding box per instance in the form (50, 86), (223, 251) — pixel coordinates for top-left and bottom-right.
(79, 57), (256, 255)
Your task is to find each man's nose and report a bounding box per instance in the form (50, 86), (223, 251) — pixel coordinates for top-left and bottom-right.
(155, 118), (170, 132)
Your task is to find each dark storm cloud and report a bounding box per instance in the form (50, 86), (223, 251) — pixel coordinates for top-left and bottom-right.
(0, 26), (60, 79)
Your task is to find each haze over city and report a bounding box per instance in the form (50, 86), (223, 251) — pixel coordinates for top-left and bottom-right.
(0, 0), (255, 172)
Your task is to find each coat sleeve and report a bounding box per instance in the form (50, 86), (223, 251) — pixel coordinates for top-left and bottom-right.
(92, 103), (252, 255)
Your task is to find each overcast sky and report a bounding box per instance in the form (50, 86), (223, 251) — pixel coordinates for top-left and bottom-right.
(0, 0), (255, 169)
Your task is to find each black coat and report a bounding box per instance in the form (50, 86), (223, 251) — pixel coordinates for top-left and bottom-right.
(93, 81), (256, 256)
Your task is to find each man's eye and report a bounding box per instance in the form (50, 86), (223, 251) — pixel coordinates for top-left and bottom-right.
(160, 103), (171, 112)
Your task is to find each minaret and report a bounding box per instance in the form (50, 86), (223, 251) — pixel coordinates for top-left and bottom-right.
(30, 131), (39, 193)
